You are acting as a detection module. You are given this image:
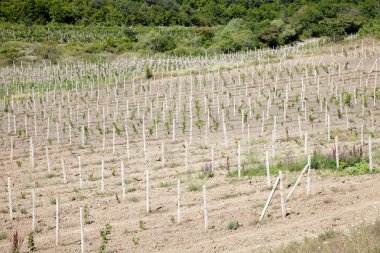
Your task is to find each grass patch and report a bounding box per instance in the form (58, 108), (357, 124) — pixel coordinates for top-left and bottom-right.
(0, 232), (7, 240)
(226, 219), (240, 230)
(232, 147), (376, 178)
(187, 181), (202, 192)
(130, 196), (140, 203)
(272, 219), (380, 253)
(311, 146), (377, 175)
(158, 181), (175, 188)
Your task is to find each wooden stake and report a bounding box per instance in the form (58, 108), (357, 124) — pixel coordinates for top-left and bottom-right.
(260, 175), (280, 222)
(61, 158), (67, 184)
(46, 146), (51, 175)
(222, 109), (228, 148)
(266, 151), (270, 188)
(286, 163), (309, 201)
(279, 171), (286, 218)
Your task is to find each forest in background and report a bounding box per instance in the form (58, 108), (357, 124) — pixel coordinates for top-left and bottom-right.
(0, 0), (379, 65)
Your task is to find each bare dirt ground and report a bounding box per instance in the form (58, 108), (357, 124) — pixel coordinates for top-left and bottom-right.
(0, 37), (379, 252)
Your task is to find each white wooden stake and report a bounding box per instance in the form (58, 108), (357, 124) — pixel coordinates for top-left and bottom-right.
(61, 158), (67, 184)
(222, 109), (228, 148)
(286, 163), (309, 201)
(121, 160), (125, 200)
(266, 150), (270, 188)
(81, 125), (85, 147)
(46, 146), (51, 174)
(260, 175), (280, 222)
(279, 171), (286, 218)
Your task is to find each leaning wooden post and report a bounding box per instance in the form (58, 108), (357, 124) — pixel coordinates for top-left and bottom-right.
(146, 170), (151, 213)
(80, 207), (85, 253)
(8, 177), (13, 220)
(279, 171), (286, 218)
(266, 151), (270, 188)
(306, 155), (311, 196)
(56, 196), (59, 246)
(335, 136), (339, 169)
(203, 185), (208, 232)
(369, 136), (372, 172)
(260, 175), (280, 222)
(177, 179), (181, 224)
(286, 163), (309, 201)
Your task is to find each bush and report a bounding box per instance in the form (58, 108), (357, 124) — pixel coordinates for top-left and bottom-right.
(226, 219), (239, 230)
(137, 30), (175, 53)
